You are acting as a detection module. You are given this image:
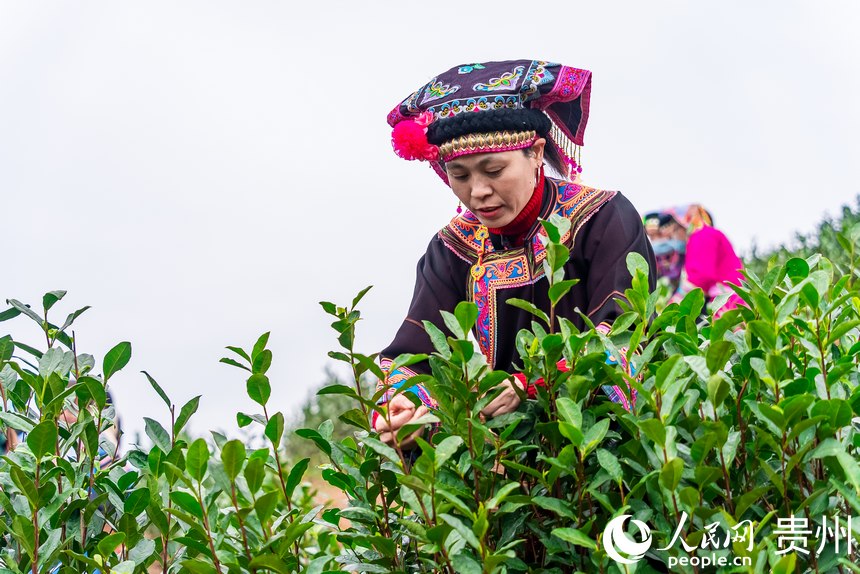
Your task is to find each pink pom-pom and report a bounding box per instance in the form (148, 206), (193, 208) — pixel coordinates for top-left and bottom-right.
(391, 113), (439, 161)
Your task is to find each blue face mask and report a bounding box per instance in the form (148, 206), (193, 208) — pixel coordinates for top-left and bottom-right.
(651, 239), (686, 256)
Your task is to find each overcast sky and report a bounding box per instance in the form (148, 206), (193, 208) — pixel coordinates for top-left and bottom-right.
(2, 1), (858, 443)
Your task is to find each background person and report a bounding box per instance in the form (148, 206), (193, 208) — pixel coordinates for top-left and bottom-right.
(646, 204), (745, 316)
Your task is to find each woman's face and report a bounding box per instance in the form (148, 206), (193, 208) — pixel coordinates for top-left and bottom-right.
(662, 222), (687, 242)
(445, 140), (545, 228)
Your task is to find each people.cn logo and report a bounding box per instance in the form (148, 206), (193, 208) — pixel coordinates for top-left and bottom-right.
(602, 514), (653, 564)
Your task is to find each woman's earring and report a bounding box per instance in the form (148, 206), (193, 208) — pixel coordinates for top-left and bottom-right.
(534, 164), (543, 188)
(456, 201), (463, 214)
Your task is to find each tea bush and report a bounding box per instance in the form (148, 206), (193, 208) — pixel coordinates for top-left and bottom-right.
(746, 196), (860, 283)
(1, 215), (859, 573)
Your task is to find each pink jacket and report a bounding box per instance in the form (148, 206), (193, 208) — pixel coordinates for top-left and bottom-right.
(685, 226), (745, 314)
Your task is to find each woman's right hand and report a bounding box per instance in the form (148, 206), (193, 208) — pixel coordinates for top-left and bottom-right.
(374, 393), (429, 449)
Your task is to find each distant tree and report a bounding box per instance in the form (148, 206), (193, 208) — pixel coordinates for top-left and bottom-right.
(746, 194), (860, 284)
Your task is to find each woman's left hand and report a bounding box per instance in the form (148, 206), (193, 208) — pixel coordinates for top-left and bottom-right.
(480, 377), (525, 420)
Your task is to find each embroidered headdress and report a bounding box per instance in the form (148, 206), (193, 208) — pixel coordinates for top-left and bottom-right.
(388, 59), (592, 183)
(662, 204), (714, 233)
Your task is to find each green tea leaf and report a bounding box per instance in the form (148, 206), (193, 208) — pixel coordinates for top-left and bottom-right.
(706, 340), (734, 374)
(246, 373), (271, 406)
(609, 312), (638, 335)
(626, 251), (650, 278)
(171, 491), (203, 519)
(454, 301), (479, 335)
(772, 552), (796, 574)
(175, 395), (201, 436)
(552, 527), (598, 550)
(264, 411), (285, 448)
(486, 481), (520, 510)
(581, 418), (610, 456)
(60, 305), (91, 331)
(97, 532), (125, 557)
(286, 458), (310, 500)
(252, 331), (270, 362)
(144, 417), (171, 452)
(506, 298), (550, 326)
(103, 341), (132, 381)
(27, 420), (57, 460)
(0, 306), (22, 323)
(441, 310), (465, 339)
(434, 435), (464, 470)
(660, 457), (684, 491)
(10, 467), (39, 508)
(244, 457), (265, 494)
(785, 257), (809, 280)
(548, 279), (579, 307)
(0, 334), (13, 361)
(142, 371), (171, 408)
(219, 357), (250, 371)
(533, 496), (577, 520)
(255, 491), (279, 523)
(639, 418), (666, 446)
(352, 285), (373, 309)
(422, 319), (452, 358)
(451, 553), (482, 574)
(225, 345), (251, 362)
(440, 513), (481, 551)
(42, 290), (66, 313)
(338, 407), (371, 432)
(707, 375), (730, 409)
(252, 349), (273, 375)
(556, 397), (582, 427)
(363, 436), (401, 465)
(6, 299), (42, 325)
(597, 448), (623, 482)
(123, 487), (150, 516)
(186, 438), (210, 481)
(220, 439), (246, 481)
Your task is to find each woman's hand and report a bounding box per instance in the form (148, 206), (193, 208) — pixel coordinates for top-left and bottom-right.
(480, 377), (525, 420)
(374, 393), (429, 449)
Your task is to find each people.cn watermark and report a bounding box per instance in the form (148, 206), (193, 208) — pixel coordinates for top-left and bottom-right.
(602, 511), (859, 568)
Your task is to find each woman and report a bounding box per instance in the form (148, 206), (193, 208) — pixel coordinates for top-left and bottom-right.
(649, 204), (745, 316)
(643, 210), (686, 295)
(375, 60), (656, 446)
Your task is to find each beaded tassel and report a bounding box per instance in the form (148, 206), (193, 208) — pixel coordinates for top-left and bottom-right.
(549, 121), (583, 179)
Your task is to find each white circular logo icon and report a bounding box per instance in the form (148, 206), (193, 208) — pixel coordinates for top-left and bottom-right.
(603, 514), (653, 564)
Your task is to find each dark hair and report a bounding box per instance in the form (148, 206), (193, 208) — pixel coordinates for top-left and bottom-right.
(428, 108), (551, 144)
(432, 108), (569, 177)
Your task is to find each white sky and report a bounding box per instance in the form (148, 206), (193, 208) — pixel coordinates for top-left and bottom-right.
(2, 1), (859, 442)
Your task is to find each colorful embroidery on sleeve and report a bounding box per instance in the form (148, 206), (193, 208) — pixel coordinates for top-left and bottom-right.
(377, 358), (438, 410)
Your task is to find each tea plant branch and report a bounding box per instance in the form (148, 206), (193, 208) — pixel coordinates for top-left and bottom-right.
(375, 479), (393, 540)
(195, 477), (224, 574)
(31, 461), (40, 574)
(262, 404), (292, 513)
(228, 478), (253, 568)
(162, 402), (176, 574)
(736, 377), (750, 479)
(42, 308), (51, 350)
(708, 404), (736, 515)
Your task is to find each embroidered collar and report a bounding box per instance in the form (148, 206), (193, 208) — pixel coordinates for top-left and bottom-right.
(488, 173), (548, 247)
